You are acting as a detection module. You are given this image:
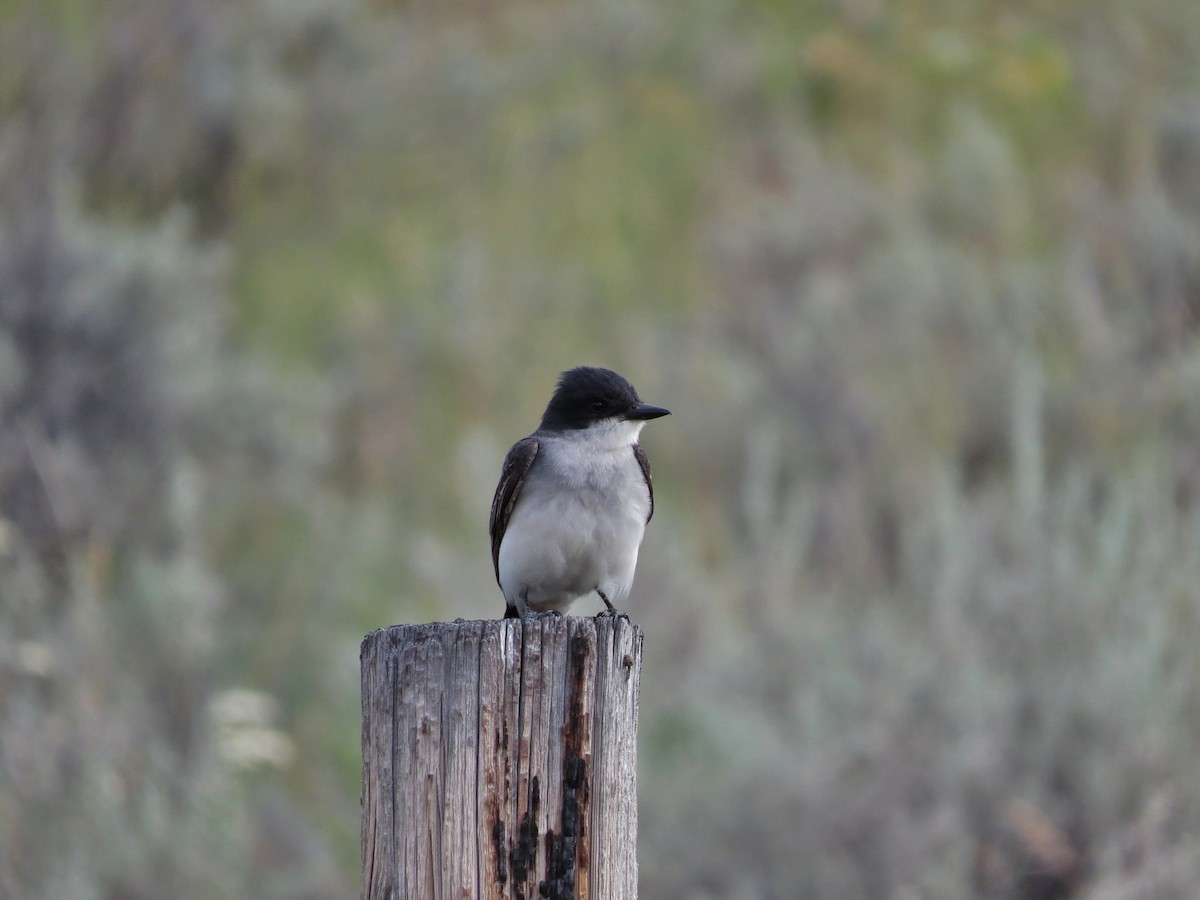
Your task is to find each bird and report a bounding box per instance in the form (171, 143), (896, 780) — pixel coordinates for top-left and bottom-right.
(489, 366), (670, 618)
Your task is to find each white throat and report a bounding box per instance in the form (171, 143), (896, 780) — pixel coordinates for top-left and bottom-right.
(537, 417), (645, 486)
(568, 417), (645, 451)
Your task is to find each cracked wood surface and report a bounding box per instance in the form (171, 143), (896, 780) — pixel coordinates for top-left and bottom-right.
(361, 615), (642, 900)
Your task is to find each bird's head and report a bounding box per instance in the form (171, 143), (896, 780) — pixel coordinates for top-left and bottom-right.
(539, 367), (670, 433)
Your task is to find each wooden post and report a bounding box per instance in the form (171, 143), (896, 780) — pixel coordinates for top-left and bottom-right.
(361, 615), (642, 900)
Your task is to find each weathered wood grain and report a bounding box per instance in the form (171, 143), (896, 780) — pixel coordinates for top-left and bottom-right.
(361, 615), (642, 900)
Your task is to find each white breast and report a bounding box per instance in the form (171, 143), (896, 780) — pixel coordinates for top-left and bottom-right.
(498, 419), (651, 613)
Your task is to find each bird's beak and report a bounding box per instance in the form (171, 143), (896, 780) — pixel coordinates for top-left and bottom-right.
(625, 402), (671, 421)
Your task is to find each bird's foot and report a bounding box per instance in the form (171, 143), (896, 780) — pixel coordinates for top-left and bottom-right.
(595, 590), (620, 616)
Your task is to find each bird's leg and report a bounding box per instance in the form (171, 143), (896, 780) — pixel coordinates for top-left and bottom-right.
(596, 589), (617, 615)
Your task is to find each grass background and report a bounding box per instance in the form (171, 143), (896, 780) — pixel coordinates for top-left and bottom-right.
(2, 0), (1200, 896)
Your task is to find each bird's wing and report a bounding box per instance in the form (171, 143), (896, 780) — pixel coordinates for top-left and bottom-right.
(489, 436), (540, 584)
(633, 442), (655, 523)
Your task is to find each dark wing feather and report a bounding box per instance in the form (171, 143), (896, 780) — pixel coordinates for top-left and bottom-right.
(633, 442), (655, 523)
(489, 437), (540, 583)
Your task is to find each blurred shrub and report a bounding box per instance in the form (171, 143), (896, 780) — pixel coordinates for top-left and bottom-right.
(0, 6), (340, 897)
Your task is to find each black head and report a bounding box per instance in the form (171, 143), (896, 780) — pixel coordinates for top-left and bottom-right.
(539, 366), (670, 432)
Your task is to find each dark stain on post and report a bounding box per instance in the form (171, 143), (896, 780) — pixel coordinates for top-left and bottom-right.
(540, 753), (585, 899)
(510, 774), (541, 890)
(564, 635), (590, 758)
(536, 631), (593, 898)
(491, 818), (507, 886)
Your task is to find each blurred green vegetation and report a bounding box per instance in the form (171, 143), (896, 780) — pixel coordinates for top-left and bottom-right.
(2, 0), (1200, 897)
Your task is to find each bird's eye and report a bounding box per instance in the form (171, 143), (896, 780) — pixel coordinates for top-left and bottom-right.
(589, 400), (606, 413)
